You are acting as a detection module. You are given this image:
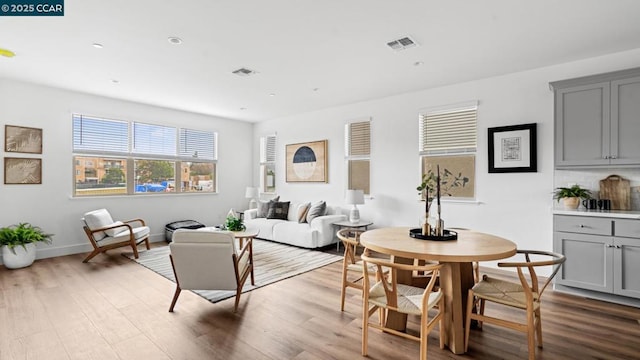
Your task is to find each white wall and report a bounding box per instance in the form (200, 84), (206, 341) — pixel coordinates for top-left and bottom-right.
(0, 79), (253, 263)
(253, 48), (640, 270)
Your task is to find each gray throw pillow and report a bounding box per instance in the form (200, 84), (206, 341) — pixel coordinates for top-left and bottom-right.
(306, 200), (326, 223)
(267, 201), (290, 220)
(257, 196), (280, 218)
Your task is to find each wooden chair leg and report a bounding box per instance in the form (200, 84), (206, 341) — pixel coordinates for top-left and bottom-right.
(131, 242), (140, 259)
(465, 289), (475, 352)
(144, 237), (150, 250)
(439, 299), (445, 350)
(526, 306), (536, 360)
(234, 287), (242, 312)
(420, 313), (428, 360)
(362, 305), (369, 356)
(168, 286), (181, 312)
(340, 260), (348, 311)
(535, 308), (543, 348)
(82, 249), (102, 263)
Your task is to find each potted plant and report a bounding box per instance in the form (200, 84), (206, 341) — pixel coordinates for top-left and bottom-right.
(0, 223), (53, 269)
(224, 215), (246, 232)
(553, 185), (592, 209)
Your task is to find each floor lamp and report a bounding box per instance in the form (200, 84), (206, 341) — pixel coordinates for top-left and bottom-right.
(345, 189), (365, 223)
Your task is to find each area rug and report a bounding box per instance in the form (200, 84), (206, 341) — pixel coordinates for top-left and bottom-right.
(123, 239), (342, 303)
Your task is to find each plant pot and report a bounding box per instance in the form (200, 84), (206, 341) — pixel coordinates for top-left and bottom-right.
(1, 243), (36, 269)
(562, 197), (580, 210)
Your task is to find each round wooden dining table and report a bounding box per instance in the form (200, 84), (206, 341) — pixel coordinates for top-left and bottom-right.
(360, 227), (517, 355)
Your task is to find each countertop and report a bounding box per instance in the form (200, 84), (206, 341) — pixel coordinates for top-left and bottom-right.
(553, 209), (640, 219)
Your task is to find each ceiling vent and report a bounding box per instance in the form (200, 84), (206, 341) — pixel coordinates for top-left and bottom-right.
(386, 36), (418, 51)
(232, 67), (257, 76)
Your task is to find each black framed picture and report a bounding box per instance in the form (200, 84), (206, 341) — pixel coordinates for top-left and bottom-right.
(488, 123), (537, 173)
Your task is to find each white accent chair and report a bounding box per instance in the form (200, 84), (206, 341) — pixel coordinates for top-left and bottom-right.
(81, 208), (150, 263)
(168, 229), (255, 312)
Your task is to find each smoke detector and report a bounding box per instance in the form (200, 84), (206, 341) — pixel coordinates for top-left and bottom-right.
(386, 36), (418, 51)
(232, 67), (258, 76)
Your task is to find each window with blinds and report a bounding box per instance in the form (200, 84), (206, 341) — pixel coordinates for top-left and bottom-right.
(260, 135), (276, 193)
(345, 119), (371, 194)
(418, 102), (477, 199)
(419, 102), (477, 155)
(72, 114), (217, 196)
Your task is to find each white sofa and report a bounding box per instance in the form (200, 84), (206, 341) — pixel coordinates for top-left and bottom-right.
(243, 203), (346, 248)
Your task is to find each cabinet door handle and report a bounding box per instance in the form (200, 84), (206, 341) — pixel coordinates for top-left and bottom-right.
(604, 155), (610, 159)
(610, 155), (617, 159)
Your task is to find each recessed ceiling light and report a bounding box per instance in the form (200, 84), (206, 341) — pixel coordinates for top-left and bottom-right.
(414, 61), (424, 66)
(269, 93), (276, 97)
(168, 37), (183, 45)
(0, 48), (16, 58)
(92, 43), (103, 49)
(111, 79), (119, 84)
(240, 107), (247, 110)
(312, 88), (319, 92)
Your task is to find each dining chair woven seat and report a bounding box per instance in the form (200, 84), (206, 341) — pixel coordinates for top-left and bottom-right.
(368, 282), (443, 316)
(465, 249), (565, 360)
(471, 276), (540, 310)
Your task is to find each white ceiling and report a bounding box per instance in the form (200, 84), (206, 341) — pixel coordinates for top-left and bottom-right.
(2, 0), (640, 122)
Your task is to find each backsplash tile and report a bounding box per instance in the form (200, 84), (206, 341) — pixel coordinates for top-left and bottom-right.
(555, 168), (640, 210)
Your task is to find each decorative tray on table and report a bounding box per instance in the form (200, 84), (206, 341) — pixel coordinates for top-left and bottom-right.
(409, 228), (458, 241)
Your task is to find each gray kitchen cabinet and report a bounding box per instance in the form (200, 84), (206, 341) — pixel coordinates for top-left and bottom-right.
(551, 67), (640, 168)
(553, 215), (640, 303)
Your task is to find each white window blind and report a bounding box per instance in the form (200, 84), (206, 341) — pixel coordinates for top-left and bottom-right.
(345, 120), (371, 157)
(73, 114), (128, 154)
(179, 128), (216, 160)
(132, 122), (176, 157)
(419, 102), (477, 155)
(260, 135), (276, 163)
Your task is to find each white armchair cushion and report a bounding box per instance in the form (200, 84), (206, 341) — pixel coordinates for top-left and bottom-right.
(83, 208), (115, 241)
(104, 221), (125, 237)
(110, 225), (150, 243)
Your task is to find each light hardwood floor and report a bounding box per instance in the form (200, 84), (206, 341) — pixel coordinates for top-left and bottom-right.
(1, 244), (640, 360)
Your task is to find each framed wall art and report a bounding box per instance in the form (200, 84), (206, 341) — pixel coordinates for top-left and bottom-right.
(488, 123), (537, 173)
(5, 125), (43, 154)
(286, 140), (328, 183)
(4, 157), (42, 184)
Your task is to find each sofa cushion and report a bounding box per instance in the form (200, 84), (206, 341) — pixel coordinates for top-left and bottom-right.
(257, 196), (280, 218)
(306, 200), (327, 223)
(267, 201), (290, 220)
(296, 202), (311, 223)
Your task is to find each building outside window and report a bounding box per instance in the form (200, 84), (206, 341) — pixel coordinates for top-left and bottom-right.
(72, 114), (217, 196)
(260, 134), (276, 193)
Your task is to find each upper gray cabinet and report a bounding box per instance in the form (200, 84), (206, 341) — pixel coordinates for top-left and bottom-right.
(551, 68), (640, 168)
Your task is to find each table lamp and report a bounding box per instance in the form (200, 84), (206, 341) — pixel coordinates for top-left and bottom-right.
(245, 187), (259, 209)
(345, 189), (365, 223)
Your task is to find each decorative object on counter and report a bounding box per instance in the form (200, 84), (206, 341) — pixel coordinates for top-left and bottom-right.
(0, 222), (53, 269)
(597, 199), (612, 211)
(599, 175), (630, 210)
(553, 184), (591, 209)
(582, 198), (598, 210)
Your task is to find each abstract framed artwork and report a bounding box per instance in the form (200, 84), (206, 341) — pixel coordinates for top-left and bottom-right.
(286, 140), (328, 183)
(5, 125), (43, 154)
(488, 123), (537, 173)
(4, 157), (42, 184)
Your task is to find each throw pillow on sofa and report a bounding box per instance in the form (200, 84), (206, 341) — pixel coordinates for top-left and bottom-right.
(257, 196), (280, 218)
(306, 200), (326, 223)
(296, 202), (311, 223)
(267, 201), (290, 220)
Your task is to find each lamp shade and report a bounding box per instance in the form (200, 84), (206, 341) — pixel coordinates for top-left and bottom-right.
(345, 189), (365, 205)
(245, 187), (259, 198)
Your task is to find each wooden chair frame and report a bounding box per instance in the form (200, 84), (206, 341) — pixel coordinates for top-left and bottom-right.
(361, 254), (444, 360)
(168, 236), (254, 312)
(337, 228), (380, 311)
(82, 218), (150, 263)
(464, 249), (566, 360)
